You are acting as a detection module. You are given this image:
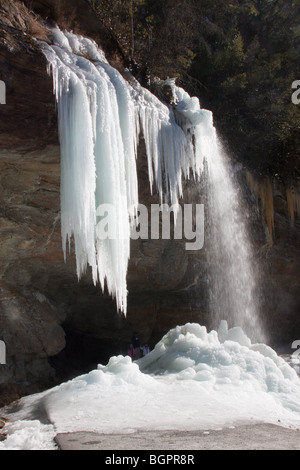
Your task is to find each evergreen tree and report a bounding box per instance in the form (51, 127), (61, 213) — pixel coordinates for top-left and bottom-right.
(89, 0), (300, 178)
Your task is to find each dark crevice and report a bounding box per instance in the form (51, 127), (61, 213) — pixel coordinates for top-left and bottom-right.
(48, 327), (124, 382)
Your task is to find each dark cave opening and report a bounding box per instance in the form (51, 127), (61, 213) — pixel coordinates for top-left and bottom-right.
(48, 327), (125, 382)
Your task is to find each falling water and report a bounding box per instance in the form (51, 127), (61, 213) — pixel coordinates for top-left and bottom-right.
(176, 99), (265, 340)
(41, 27), (265, 340)
(204, 133), (265, 342)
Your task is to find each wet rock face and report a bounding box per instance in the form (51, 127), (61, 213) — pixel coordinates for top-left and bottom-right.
(258, 187), (300, 350)
(237, 172), (300, 350)
(0, 5), (62, 402)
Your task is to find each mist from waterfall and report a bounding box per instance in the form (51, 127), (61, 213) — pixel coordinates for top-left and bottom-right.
(176, 97), (265, 342)
(41, 27), (265, 340)
(203, 132), (265, 342)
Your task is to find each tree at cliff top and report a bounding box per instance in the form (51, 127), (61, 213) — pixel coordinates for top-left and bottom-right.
(90, 0), (300, 179)
(189, 0), (300, 178)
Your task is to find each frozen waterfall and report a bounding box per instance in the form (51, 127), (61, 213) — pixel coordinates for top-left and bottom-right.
(40, 27), (208, 314)
(41, 27), (264, 340)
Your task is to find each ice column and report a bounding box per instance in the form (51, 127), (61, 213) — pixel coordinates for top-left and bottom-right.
(41, 28), (204, 314)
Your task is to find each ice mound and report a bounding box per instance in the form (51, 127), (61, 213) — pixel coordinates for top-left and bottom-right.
(0, 420), (57, 451)
(137, 323), (298, 390)
(1, 323), (300, 449)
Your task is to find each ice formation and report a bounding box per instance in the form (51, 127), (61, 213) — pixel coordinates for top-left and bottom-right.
(40, 27), (212, 314)
(40, 26), (263, 338)
(1, 322), (300, 449)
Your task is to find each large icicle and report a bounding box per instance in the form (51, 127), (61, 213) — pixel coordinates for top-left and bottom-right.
(41, 27), (205, 314)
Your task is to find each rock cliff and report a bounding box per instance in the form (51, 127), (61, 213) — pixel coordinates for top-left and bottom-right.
(0, 0), (299, 406)
(0, 0), (207, 404)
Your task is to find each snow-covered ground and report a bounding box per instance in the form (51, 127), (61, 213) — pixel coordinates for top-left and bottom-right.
(1, 322), (300, 450)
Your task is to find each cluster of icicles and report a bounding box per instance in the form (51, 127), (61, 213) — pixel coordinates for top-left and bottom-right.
(40, 27), (215, 315)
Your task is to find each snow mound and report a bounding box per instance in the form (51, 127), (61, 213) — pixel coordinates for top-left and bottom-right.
(137, 323), (298, 392)
(0, 420), (57, 451)
(1, 322), (300, 449)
